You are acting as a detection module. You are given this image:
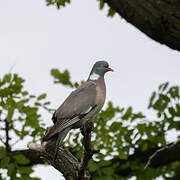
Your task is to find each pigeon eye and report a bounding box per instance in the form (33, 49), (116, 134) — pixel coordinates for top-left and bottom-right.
(104, 64), (108, 68)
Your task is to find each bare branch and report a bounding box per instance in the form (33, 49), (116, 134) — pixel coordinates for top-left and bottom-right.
(5, 119), (11, 152)
(145, 139), (180, 169)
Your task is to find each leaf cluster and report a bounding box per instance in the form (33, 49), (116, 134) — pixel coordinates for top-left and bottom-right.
(51, 69), (80, 88)
(65, 82), (180, 179)
(0, 73), (50, 180)
(1, 71), (180, 180)
(45, 0), (116, 17)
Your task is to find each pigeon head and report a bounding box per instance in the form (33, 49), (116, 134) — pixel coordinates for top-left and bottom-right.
(88, 61), (114, 80)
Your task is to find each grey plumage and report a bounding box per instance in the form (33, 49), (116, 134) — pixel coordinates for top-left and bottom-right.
(43, 81), (97, 141)
(43, 61), (113, 161)
(53, 127), (70, 162)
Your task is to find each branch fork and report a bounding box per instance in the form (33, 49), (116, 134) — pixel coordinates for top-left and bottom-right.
(28, 120), (99, 180)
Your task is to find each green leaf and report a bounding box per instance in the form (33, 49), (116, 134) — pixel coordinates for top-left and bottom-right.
(141, 142), (148, 151)
(168, 86), (179, 98)
(3, 74), (12, 83)
(131, 112), (145, 121)
(176, 104), (180, 116)
(56, 0), (61, 8)
(158, 82), (169, 92)
(118, 150), (127, 160)
(102, 167), (114, 175)
(7, 106), (14, 122)
(16, 99), (29, 110)
(14, 154), (30, 165)
(1, 156), (10, 168)
(51, 69), (74, 87)
(108, 7), (116, 17)
(110, 122), (122, 132)
(162, 82), (169, 91)
(99, 0), (104, 10)
(168, 107), (176, 116)
(37, 93), (47, 100)
(43, 101), (50, 105)
(99, 160), (111, 167)
(88, 160), (99, 172)
(7, 163), (15, 176)
(34, 102), (41, 106)
(22, 91), (28, 96)
(137, 123), (146, 135)
(153, 94), (170, 112)
(122, 107), (132, 120)
(148, 91), (156, 108)
(0, 148), (6, 159)
(100, 102), (121, 120)
(18, 166), (33, 175)
(124, 129), (133, 142)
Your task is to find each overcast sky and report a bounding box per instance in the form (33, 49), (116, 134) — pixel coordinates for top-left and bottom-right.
(1, 0), (180, 179)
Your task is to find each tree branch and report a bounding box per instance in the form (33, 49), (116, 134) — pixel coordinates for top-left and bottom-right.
(19, 139), (180, 178)
(105, 0), (180, 51)
(5, 119), (11, 152)
(28, 121), (99, 180)
(12, 149), (44, 166)
(145, 139), (180, 169)
(78, 121), (99, 179)
(28, 139), (80, 180)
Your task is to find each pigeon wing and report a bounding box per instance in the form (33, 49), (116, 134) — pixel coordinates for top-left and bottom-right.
(43, 81), (97, 141)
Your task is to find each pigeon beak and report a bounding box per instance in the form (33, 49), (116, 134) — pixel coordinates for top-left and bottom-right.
(108, 67), (114, 72)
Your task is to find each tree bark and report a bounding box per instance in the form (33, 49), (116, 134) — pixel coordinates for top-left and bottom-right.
(145, 139), (180, 169)
(28, 140), (80, 180)
(27, 121), (98, 180)
(16, 139), (179, 177)
(105, 0), (180, 51)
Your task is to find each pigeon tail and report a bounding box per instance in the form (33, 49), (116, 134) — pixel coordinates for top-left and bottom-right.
(53, 127), (70, 162)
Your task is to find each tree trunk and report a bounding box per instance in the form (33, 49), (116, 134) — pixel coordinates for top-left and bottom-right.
(105, 0), (180, 51)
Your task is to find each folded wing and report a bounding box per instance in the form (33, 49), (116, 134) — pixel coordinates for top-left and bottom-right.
(43, 81), (97, 141)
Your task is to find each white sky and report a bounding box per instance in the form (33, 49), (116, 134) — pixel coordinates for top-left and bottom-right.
(0, 0), (180, 179)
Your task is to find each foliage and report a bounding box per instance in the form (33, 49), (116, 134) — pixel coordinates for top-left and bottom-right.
(45, 0), (116, 17)
(0, 73), (50, 180)
(65, 80), (180, 179)
(51, 68), (80, 88)
(1, 70), (180, 180)
(46, 0), (71, 9)
(50, 70), (180, 179)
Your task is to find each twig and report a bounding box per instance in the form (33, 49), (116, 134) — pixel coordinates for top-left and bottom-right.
(5, 119), (11, 152)
(145, 140), (180, 169)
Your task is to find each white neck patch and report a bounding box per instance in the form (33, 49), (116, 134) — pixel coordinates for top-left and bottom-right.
(89, 73), (100, 80)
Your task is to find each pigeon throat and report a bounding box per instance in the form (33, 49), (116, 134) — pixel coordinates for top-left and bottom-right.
(89, 72), (100, 80)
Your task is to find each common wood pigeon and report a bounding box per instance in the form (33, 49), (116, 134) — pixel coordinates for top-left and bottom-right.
(43, 61), (113, 161)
